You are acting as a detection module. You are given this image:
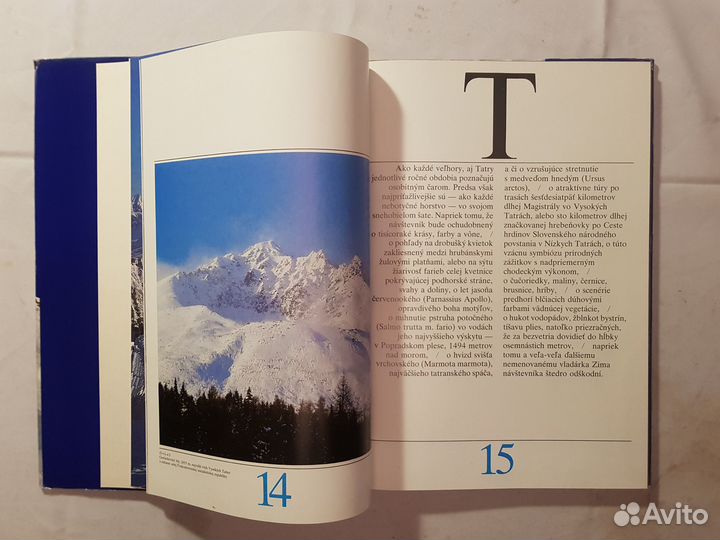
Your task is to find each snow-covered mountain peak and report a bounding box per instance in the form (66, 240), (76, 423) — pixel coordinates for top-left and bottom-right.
(157, 241), (371, 407)
(241, 240), (284, 264)
(160, 242), (369, 331)
(131, 194), (143, 259)
(346, 255), (363, 277)
(295, 249), (330, 276)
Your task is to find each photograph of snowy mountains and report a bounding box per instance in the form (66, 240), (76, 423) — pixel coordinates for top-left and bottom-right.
(131, 193), (146, 486)
(154, 152), (370, 465)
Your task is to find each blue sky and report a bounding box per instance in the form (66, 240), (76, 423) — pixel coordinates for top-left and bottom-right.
(155, 152), (369, 273)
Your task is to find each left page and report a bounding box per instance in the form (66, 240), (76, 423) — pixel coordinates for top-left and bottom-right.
(140, 32), (371, 523)
(95, 60), (147, 490)
(96, 60), (133, 488)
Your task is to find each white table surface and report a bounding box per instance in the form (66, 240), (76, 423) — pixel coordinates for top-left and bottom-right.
(1, 1), (719, 538)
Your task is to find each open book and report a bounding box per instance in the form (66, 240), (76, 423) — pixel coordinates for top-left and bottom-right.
(35, 31), (652, 523)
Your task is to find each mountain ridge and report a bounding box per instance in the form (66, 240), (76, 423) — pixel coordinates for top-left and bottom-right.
(157, 241), (370, 407)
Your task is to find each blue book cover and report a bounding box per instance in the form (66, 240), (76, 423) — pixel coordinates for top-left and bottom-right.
(36, 57), (145, 490)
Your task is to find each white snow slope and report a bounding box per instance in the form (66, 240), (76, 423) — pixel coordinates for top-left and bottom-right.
(157, 241), (370, 407)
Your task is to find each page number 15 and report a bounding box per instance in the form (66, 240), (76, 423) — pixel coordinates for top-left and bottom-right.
(481, 443), (515, 475)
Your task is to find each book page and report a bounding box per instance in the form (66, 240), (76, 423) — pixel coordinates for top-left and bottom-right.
(96, 61), (133, 488)
(140, 32), (371, 523)
(369, 60), (651, 489)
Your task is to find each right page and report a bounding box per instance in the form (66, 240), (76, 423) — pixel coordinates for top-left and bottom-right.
(369, 60), (651, 490)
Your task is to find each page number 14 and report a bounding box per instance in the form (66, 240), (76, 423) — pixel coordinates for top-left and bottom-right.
(481, 443), (515, 475)
(258, 472), (292, 508)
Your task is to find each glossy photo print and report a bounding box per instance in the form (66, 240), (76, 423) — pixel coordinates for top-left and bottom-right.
(154, 151), (370, 465)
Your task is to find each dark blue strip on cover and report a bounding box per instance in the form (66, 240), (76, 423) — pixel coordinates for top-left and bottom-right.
(35, 57), (126, 488)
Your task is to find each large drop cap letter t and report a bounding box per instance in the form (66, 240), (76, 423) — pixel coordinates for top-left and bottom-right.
(464, 72), (537, 160)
